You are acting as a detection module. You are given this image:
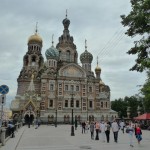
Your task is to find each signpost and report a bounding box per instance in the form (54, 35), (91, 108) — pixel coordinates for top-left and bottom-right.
(0, 85), (9, 127)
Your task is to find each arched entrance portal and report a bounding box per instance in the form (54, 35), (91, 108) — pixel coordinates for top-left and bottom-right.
(24, 111), (35, 125)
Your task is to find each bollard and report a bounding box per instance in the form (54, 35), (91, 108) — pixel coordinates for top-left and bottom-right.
(0, 128), (6, 146)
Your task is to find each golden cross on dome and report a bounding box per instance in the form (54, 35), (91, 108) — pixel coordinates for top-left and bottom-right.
(66, 9), (68, 18)
(97, 56), (99, 66)
(35, 22), (38, 34)
(52, 34), (54, 46)
(85, 39), (87, 51)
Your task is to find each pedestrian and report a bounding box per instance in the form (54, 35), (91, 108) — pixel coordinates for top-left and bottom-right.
(90, 121), (95, 139)
(81, 121), (86, 134)
(85, 121), (89, 133)
(119, 120), (125, 133)
(135, 124), (142, 144)
(105, 121), (111, 143)
(100, 121), (106, 142)
(111, 119), (119, 143)
(75, 119), (78, 130)
(35, 118), (39, 129)
(126, 122), (134, 147)
(8, 121), (15, 138)
(95, 121), (100, 140)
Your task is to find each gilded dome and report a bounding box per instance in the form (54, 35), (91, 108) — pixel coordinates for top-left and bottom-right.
(99, 80), (105, 85)
(95, 66), (101, 72)
(45, 46), (59, 60)
(80, 50), (93, 63)
(28, 33), (42, 45)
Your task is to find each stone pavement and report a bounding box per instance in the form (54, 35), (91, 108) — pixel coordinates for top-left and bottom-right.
(1, 125), (150, 150)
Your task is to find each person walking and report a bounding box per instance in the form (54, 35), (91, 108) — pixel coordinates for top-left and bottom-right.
(100, 121), (106, 142)
(81, 121), (86, 134)
(135, 124), (142, 144)
(90, 121), (95, 139)
(126, 122), (134, 147)
(105, 121), (111, 143)
(8, 121), (15, 138)
(120, 120), (125, 133)
(35, 118), (39, 129)
(75, 118), (78, 130)
(111, 119), (119, 143)
(95, 121), (100, 140)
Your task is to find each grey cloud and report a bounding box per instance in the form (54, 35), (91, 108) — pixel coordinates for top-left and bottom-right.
(0, 0), (146, 107)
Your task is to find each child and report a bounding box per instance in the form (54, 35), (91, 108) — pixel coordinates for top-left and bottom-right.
(135, 124), (142, 144)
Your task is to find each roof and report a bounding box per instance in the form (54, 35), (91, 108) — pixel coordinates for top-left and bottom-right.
(134, 113), (150, 120)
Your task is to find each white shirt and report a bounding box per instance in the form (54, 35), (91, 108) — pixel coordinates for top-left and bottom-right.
(120, 121), (125, 129)
(100, 123), (105, 132)
(112, 122), (119, 132)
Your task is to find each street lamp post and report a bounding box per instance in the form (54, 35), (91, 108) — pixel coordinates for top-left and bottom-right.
(70, 91), (75, 136)
(55, 109), (57, 127)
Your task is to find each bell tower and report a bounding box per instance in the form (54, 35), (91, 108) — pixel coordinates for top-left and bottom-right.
(56, 11), (78, 65)
(17, 23), (44, 95)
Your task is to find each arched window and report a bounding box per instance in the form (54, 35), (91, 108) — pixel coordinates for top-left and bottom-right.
(89, 87), (92, 92)
(59, 51), (61, 59)
(76, 100), (79, 108)
(31, 56), (36, 66)
(89, 101), (93, 108)
(66, 50), (70, 61)
(24, 56), (28, 66)
(65, 100), (68, 107)
(101, 102), (103, 108)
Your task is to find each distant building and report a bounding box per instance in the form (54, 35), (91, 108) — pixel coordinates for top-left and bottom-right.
(0, 107), (12, 120)
(10, 14), (117, 124)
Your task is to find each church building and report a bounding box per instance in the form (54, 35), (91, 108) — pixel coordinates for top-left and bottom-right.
(10, 14), (117, 124)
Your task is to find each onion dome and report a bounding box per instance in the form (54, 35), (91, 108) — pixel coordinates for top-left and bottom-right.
(62, 10), (70, 29)
(99, 80), (105, 85)
(95, 56), (101, 72)
(45, 45), (59, 60)
(28, 33), (42, 45)
(80, 40), (93, 63)
(95, 66), (101, 72)
(45, 35), (59, 60)
(63, 18), (70, 29)
(28, 24), (42, 45)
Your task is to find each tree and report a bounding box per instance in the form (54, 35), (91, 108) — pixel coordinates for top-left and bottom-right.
(121, 0), (150, 72)
(111, 98), (128, 118)
(140, 69), (150, 112)
(111, 96), (141, 118)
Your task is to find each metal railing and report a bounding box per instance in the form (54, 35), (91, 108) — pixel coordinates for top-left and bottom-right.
(0, 122), (22, 146)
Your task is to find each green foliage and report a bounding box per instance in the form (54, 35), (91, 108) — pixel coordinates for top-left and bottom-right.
(121, 0), (150, 72)
(111, 95), (143, 118)
(140, 69), (150, 112)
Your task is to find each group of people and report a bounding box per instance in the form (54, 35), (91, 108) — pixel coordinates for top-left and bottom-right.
(81, 119), (142, 147)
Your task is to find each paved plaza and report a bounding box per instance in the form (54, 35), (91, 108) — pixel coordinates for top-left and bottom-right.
(1, 125), (150, 150)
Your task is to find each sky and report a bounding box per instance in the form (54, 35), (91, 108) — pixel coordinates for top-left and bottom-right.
(0, 0), (147, 108)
